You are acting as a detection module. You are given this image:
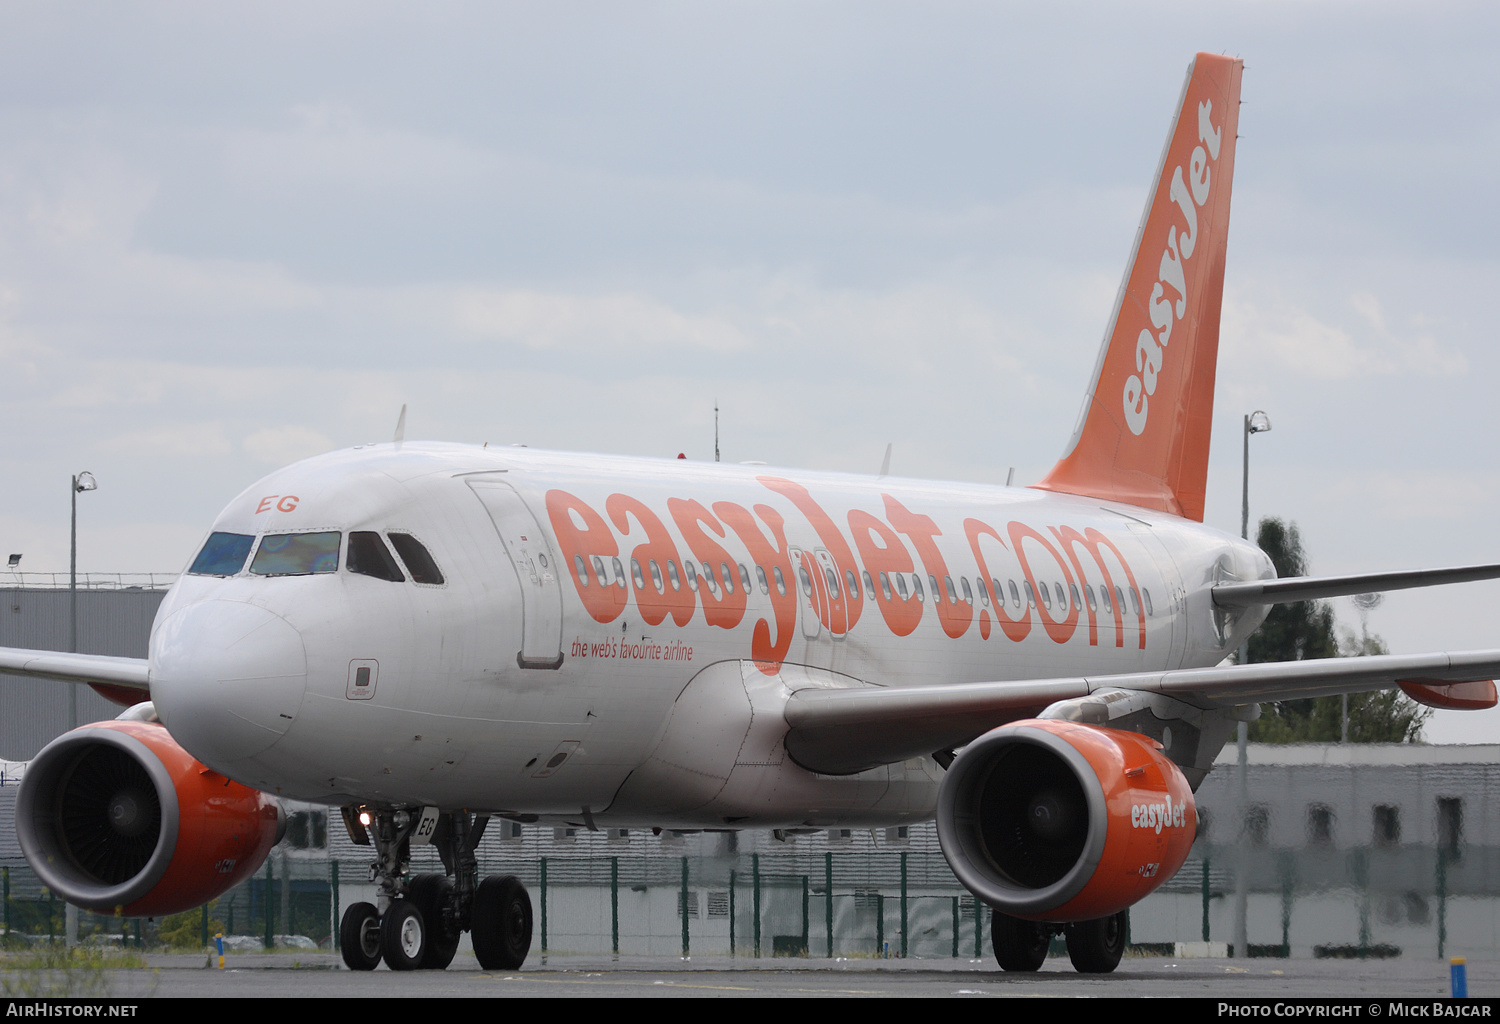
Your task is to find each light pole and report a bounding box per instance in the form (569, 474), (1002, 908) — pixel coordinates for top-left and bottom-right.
(69, 472), (98, 671)
(1234, 411), (1269, 961)
(67, 471), (95, 948)
(1240, 410), (1272, 546)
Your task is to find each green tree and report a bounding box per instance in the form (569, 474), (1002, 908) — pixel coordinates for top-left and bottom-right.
(1245, 517), (1430, 743)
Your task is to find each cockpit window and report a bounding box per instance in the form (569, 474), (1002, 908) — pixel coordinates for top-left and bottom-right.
(347, 532), (405, 583)
(388, 532), (445, 585)
(188, 532), (254, 576)
(250, 532), (341, 576)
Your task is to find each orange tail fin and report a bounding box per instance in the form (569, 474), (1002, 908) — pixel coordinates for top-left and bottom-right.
(1033, 53), (1243, 522)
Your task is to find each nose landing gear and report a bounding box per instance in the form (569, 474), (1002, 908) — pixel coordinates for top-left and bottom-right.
(337, 806), (534, 972)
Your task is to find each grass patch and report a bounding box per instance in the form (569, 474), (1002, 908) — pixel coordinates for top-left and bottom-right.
(0, 945), (151, 998)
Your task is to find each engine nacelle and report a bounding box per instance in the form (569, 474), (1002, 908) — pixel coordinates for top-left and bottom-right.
(16, 719), (283, 917)
(936, 719), (1196, 921)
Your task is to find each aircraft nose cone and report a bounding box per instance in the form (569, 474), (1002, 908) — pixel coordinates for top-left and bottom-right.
(150, 601), (308, 767)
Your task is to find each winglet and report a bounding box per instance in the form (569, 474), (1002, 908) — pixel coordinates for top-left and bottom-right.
(1033, 53), (1243, 521)
(393, 404), (407, 447)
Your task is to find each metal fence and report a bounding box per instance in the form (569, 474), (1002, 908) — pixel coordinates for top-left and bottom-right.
(5, 840), (1498, 959)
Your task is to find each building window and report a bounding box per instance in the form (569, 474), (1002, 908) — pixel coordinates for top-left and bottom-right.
(707, 891), (730, 918)
(1306, 804), (1335, 847)
(1438, 798), (1463, 858)
(1373, 805), (1401, 847)
(827, 828), (852, 844)
(553, 827), (577, 843)
(1243, 805), (1269, 847)
(883, 826), (909, 844)
(498, 820), (524, 842)
(286, 810), (328, 850)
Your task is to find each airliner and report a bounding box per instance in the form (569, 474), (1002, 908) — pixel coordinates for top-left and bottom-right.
(5, 52), (1500, 975)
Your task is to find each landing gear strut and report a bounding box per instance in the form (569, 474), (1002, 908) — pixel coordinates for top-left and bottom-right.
(336, 806), (535, 972)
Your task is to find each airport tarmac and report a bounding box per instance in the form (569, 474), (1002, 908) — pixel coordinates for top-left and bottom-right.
(4, 951), (1492, 999)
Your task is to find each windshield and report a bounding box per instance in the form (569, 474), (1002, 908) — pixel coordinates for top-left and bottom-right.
(187, 532), (255, 576)
(249, 532), (341, 576)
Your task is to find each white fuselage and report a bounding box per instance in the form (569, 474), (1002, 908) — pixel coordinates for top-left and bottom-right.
(146, 442), (1271, 829)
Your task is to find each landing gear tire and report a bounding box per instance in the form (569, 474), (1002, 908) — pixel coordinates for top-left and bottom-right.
(408, 873), (460, 970)
(990, 909), (1051, 972)
(339, 902), (382, 971)
(472, 875), (533, 970)
(1064, 910), (1128, 973)
(380, 899), (427, 972)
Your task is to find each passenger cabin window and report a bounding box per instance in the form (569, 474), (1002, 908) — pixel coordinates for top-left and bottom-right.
(388, 533), (445, 585)
(188, 532), (254, 576)
(250, 532), (341, 576)
(347, 532), (405, 582)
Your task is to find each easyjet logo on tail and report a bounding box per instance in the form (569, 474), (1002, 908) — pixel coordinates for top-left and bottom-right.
(1122, 100), (1222, 436)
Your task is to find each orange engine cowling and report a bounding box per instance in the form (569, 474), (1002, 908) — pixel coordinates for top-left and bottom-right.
(936, 719), (1196, 921)
(16, 719), (283, 917)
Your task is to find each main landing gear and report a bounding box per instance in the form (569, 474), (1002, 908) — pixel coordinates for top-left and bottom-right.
(990, 908), (1129, 974)
(337, 807), (534, 972)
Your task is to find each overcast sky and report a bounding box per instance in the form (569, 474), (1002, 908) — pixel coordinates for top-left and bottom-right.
(3, 2), (1498, 741)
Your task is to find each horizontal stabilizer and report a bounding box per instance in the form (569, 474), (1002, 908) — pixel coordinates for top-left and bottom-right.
(1212, 562), (1500, 608)
(783, 649), (1500, 775)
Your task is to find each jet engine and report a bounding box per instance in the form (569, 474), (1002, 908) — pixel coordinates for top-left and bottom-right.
(16, 719), (283, 917)
(936, 719), (1196, 921)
